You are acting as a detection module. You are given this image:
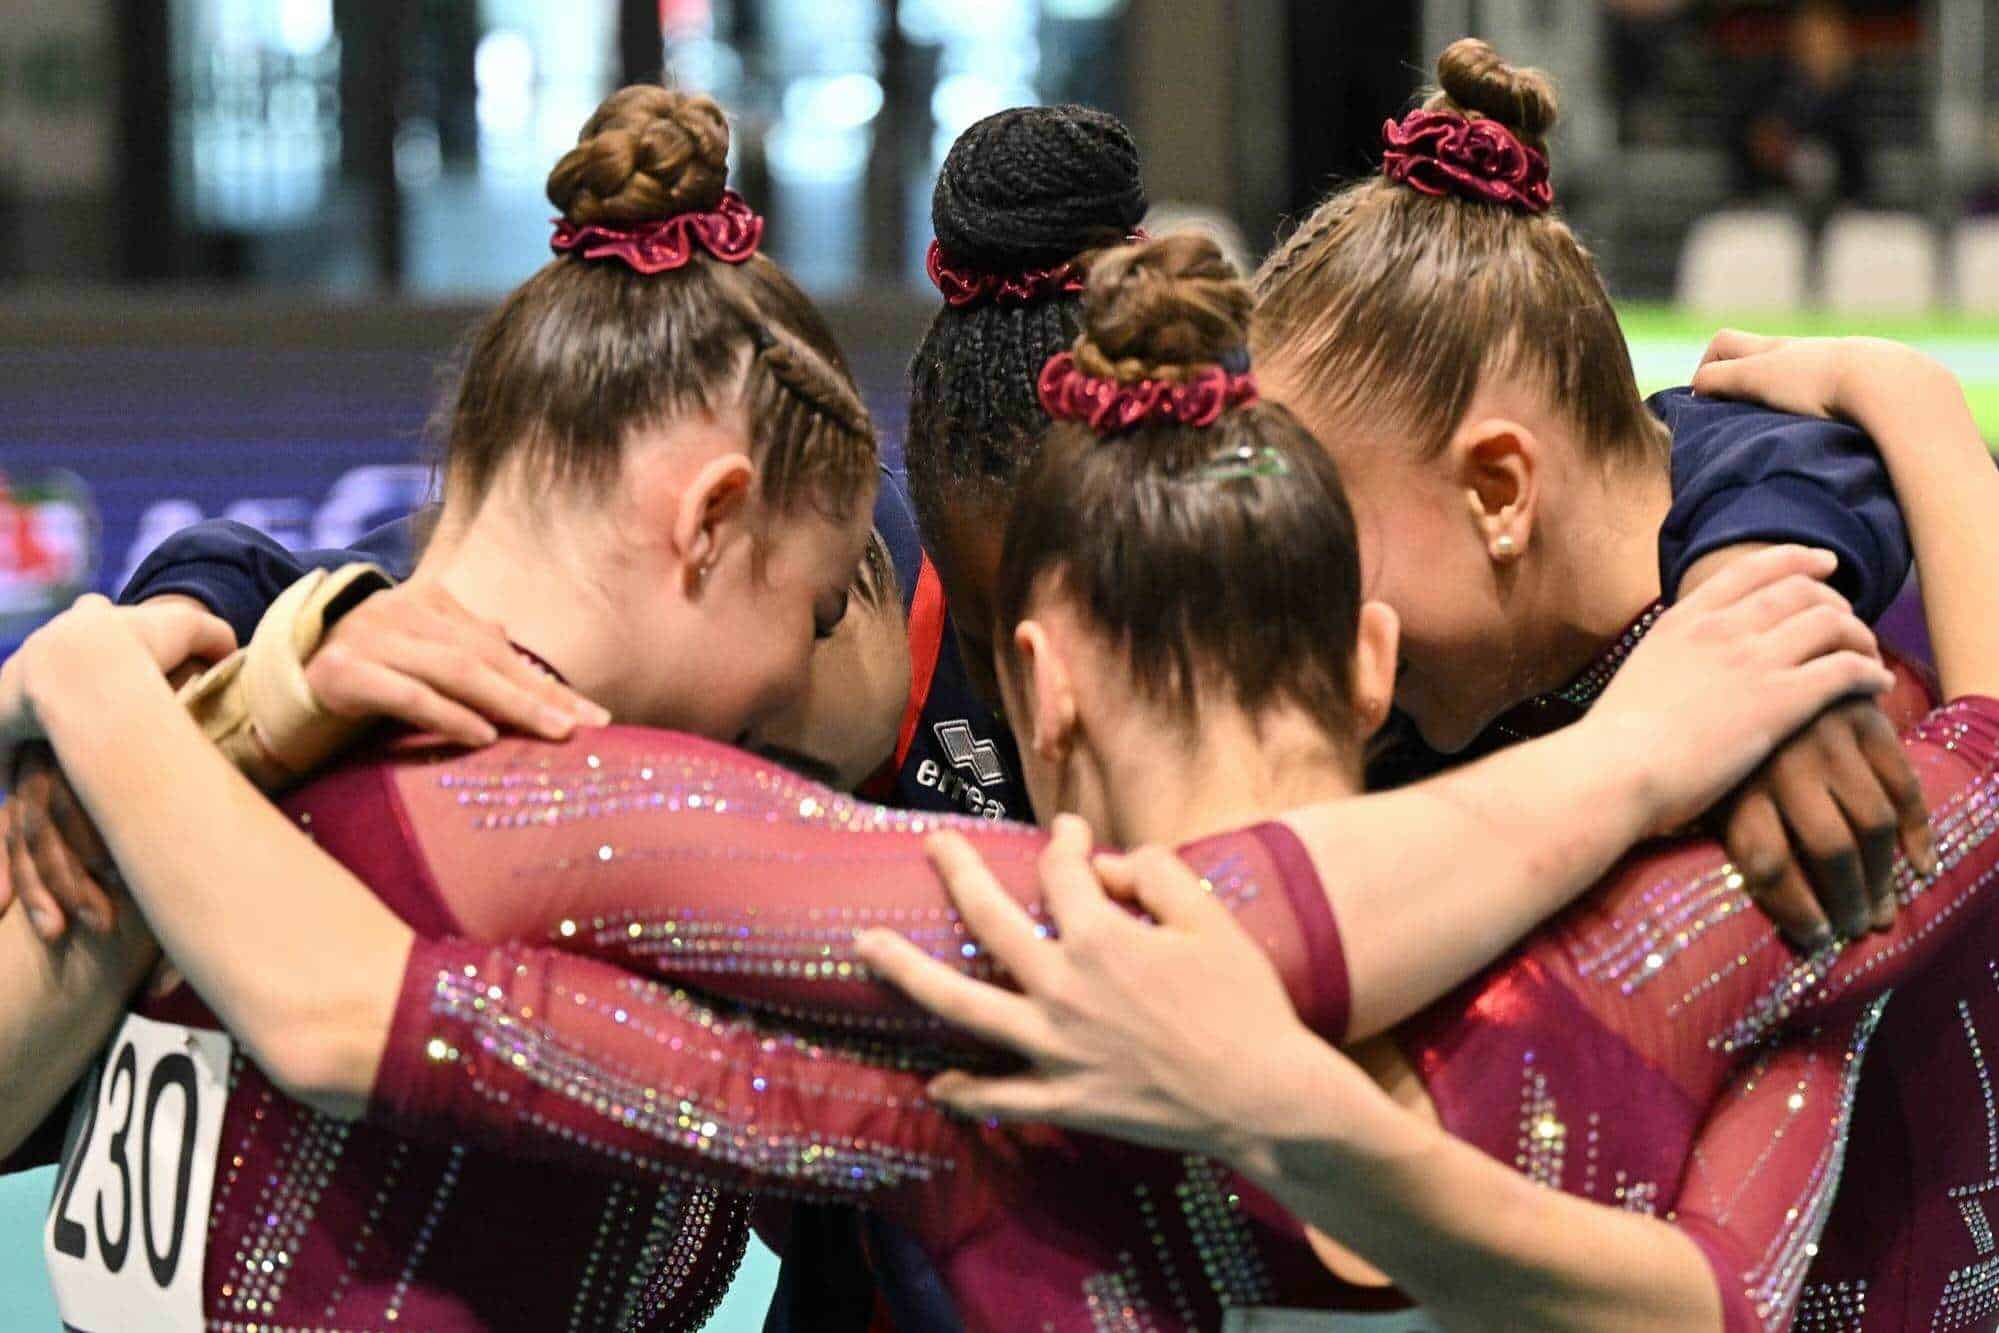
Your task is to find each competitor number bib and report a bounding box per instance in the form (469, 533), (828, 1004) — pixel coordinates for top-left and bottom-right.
(43, 1013), (232, 1333)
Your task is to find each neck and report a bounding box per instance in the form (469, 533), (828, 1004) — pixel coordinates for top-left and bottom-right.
(1520, 461), (1670, 696)
(1089, 704), (1362, 848)
(410, 492), (638, 713)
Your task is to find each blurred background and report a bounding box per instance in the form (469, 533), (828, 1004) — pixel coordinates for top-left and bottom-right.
(0, 0), (1994, 1325)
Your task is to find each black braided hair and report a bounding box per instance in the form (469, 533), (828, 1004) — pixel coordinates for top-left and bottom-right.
(906, 105), (1147, 535)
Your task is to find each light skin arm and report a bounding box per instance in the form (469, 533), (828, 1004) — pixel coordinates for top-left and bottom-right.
(1693, 331), (1999, 701)
(0, 600), (408, 1119)
(860, 826), (1722, 1333)
(1236, 1037), (1724, 1333)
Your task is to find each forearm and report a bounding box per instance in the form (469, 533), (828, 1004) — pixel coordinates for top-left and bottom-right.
(1291, 720), (1658, 1039)
(1842, 364), (1999, 700)
(0, 893), (156, 1155)
(1227, 1037), (1722, 1333)
(32, 639), (407, 1116)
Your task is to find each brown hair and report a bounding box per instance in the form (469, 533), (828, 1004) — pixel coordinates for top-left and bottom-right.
(438, 86), (875, 528)
(1252, 39), (1667, 469)
(998, 233), (1365, 743)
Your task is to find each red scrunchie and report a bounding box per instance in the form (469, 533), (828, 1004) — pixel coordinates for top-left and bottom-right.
(1037, 351), (1258, 434)
(550, 189), (764, 273)
(1380, 109), (1552, 215)
(926, 240), (1088, 308)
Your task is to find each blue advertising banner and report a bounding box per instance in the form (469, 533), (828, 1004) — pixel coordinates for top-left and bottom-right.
(0, 346), (444, 650)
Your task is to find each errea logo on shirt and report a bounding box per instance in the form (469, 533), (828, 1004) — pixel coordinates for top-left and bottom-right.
(915, 719), (1009, 820)
(933, 720), (1007, 786)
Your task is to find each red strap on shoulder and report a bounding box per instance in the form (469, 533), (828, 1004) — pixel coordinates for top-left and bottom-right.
(857, 555), (948, 800)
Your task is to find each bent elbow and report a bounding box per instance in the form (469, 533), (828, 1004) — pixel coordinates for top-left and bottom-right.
(258, 1018), (380, 1121)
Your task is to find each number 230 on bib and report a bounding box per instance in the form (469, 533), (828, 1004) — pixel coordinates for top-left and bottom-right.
(44, 1013), (233, 1333)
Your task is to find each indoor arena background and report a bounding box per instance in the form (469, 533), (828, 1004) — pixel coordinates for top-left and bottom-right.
(3, 0), (1997, 1325)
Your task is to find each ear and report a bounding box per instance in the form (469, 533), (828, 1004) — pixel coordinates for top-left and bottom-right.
(1447, 417), (1540, 565)
(1349, 599), (1401, 740)
(1011, 619), (1078, 764)
(671, 452), (757, 594)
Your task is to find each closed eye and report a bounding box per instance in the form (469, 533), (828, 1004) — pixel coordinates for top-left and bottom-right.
(814, 589), (851, 642)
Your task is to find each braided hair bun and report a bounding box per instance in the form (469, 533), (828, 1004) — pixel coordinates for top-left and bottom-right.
(931, 105), (1146, 271)
(1073, 234), (1250, 385)
(1428, 38), (1558, 151)
(546, 86), (730, 226)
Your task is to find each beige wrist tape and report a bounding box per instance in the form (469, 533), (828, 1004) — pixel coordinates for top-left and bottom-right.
(176, 563), (394, 792)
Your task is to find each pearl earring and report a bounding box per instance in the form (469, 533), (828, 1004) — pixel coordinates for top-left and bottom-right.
(1493, 534), (1518, 560)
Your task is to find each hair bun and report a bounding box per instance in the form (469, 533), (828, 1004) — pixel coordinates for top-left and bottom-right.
(1434, 38), (1558, 149)
(1073, 233), (1251, 384)
(547, 86), (730, 227)
(932, 105), (1146, 272)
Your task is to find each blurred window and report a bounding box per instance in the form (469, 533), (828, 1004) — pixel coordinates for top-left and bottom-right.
(165, 0), (1125, 296)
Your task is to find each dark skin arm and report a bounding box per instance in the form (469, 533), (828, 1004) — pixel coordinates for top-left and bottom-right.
(1680, 543), (1936, 944)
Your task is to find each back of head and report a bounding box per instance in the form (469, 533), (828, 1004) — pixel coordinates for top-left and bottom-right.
(442, 85), (874, 527)
(999, 234), (1365, 743)
(1251, 38), (1665, 471)
(906, 105), (1147, 539)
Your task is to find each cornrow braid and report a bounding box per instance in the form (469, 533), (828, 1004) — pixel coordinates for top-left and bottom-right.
(1250, 200), (1348, 305)
(743, 320), (876, 521)
(440, 82), (876, 531)
(905, 105), (1147, 537)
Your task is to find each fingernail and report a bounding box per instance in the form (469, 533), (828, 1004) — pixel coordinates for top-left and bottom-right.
(1918, 837), (1941, 877)
(537, 708), (573, 737)
(28, 907), (55, 938)
(579, 702), (612, 727)
(1801, 925), (1837, 954)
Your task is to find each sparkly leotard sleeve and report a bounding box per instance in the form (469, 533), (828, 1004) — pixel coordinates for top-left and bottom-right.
(355, 700), (1999, 1329)
(357, 727), (1345, 1240)
(1396, 695), (1999, 1333)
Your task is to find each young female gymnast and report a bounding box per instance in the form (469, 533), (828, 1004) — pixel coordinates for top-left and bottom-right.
(1243, 38), (1992, 1329)
(0, 235), (1967, 1333)
(0, 81), (885, 1331)
(861, 326), (1999, 1333)
(1249, 40), (1932, 932)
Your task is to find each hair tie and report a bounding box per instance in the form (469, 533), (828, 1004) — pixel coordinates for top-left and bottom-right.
(1037, 351), (1258, 435)
(551, 189), (764, 273)
(1380, 109), (1552, 215)
(926, 231), (1149, 309)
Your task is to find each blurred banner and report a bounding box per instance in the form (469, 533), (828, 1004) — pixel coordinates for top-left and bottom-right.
(0, 345), (434, 651)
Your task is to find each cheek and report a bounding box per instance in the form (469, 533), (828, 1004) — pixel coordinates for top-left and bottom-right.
(726, 583), (815, 716)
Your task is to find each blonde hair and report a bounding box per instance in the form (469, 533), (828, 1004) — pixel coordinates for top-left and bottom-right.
(1251, 39), (1667, 469)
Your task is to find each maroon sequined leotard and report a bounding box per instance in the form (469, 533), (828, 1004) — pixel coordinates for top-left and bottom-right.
(114, 690), (1993, 1332)
(121, 732), (1343, 1332)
